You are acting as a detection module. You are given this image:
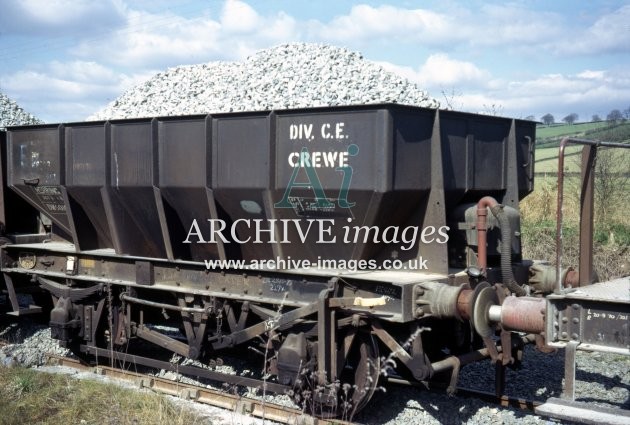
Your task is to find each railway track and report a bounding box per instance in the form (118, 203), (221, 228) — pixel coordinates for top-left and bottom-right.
(45, 354), (352, 425)
(387, 376), (540, 412)
(43, 353), (542, 424)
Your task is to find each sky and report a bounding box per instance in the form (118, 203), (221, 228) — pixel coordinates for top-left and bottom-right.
(0, 0), (629, 123)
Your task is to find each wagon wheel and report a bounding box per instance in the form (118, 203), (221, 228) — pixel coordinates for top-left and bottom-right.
(300, 329), (380, 419)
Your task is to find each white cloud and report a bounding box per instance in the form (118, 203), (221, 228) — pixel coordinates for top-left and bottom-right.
(4, 61), (152, 97)
(0, 0), (126, 35)
(474, 3), (562, 47)
(79, 12), (224, 67)
(560, 5), (630, 54)
(375, 54), (492, 88)
(220, 0), (260, 33)
(308, 3), (565, 50)
(47, 61), (121, 84)
(576, 70), (606, 80)
(417, 54), (491, 87)
(2, 61), (154, 121)
(309, 2), (629, 57)
(463, 69), (630, 119)
(72, 1), (299, 68)
(309, 4), (459, 45)
(370, 60), (630, 119)
(0, 0), (301, 121)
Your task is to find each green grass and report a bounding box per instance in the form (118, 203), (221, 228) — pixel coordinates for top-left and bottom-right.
(533, 147), (630, 174)
(594, 222), (630, 246)
(521, 160), (629, 281)
(534, 145), (583, 173)
(0, 366), (210, 425)
(535, 144), (582, 161)
(490, 121), (629, 279)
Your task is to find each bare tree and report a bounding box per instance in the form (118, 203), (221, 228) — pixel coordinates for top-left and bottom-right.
(562, 113), (579, 124)
(482, 103), (504, 116)
(541, 113), (555, 125)
(440, 88), (463, 110)
(592, 114), (601, 122)
(524, 115), (536, 121)
(623, 106), (630, 120)
(607, 109), (623, 123)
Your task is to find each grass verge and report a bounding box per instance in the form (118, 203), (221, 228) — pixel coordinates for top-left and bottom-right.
(521, 176), (629, 281)
(0, 366), (209, 425)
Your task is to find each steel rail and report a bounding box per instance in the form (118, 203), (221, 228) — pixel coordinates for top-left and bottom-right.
(44, 354), (352, 425)
(45, 352), (538, 421)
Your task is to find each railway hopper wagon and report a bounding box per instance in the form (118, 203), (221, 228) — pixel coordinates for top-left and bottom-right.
(0, 104), (628, 420)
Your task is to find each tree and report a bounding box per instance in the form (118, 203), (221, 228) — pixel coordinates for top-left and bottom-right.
(524, 115), (536, 121)
(592, 114), (601, 122)
(623, 106), (630, 120)
(482, 103), (504, 116)
(607, 109), (623, 123)
(541, 113), (555, 125)
(562, 113), (579, 124)
(440, 88), (463, 110)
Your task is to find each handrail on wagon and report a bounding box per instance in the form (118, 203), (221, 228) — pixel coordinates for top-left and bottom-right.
(555, 137), (630, 294)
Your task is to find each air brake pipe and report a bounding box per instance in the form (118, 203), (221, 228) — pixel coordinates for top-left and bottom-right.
(476, 196), (526, 296)
(429, 334), (536, 393)
(476, 196), (497, 271)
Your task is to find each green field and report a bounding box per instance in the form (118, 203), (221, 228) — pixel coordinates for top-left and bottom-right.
(536, 121), (609, 140)
(536, 121), (630, 144)
(533, 121), (630, 174)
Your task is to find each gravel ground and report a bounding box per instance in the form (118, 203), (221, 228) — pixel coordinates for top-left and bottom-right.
(356, 346), (630, 424)
(1, 319), (628, 424)
(88, 43), (437, 121)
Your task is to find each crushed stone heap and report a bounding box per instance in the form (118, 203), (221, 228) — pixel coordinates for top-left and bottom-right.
(0, 92), (42, 129)
(89, 43), (438, 120)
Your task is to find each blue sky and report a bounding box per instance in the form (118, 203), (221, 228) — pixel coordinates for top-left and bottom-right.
(0, 0), (628, 123)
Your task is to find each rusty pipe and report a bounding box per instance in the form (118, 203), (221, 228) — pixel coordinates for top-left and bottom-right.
(431, 346), (491, 374)
(431, 334), (536, 374)
(477, 196), (499, 270)
(429, 334), (536, 393)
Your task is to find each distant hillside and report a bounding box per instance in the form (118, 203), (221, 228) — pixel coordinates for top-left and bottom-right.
(536, 121), (630, 145)
(534, 121), (630, 173)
